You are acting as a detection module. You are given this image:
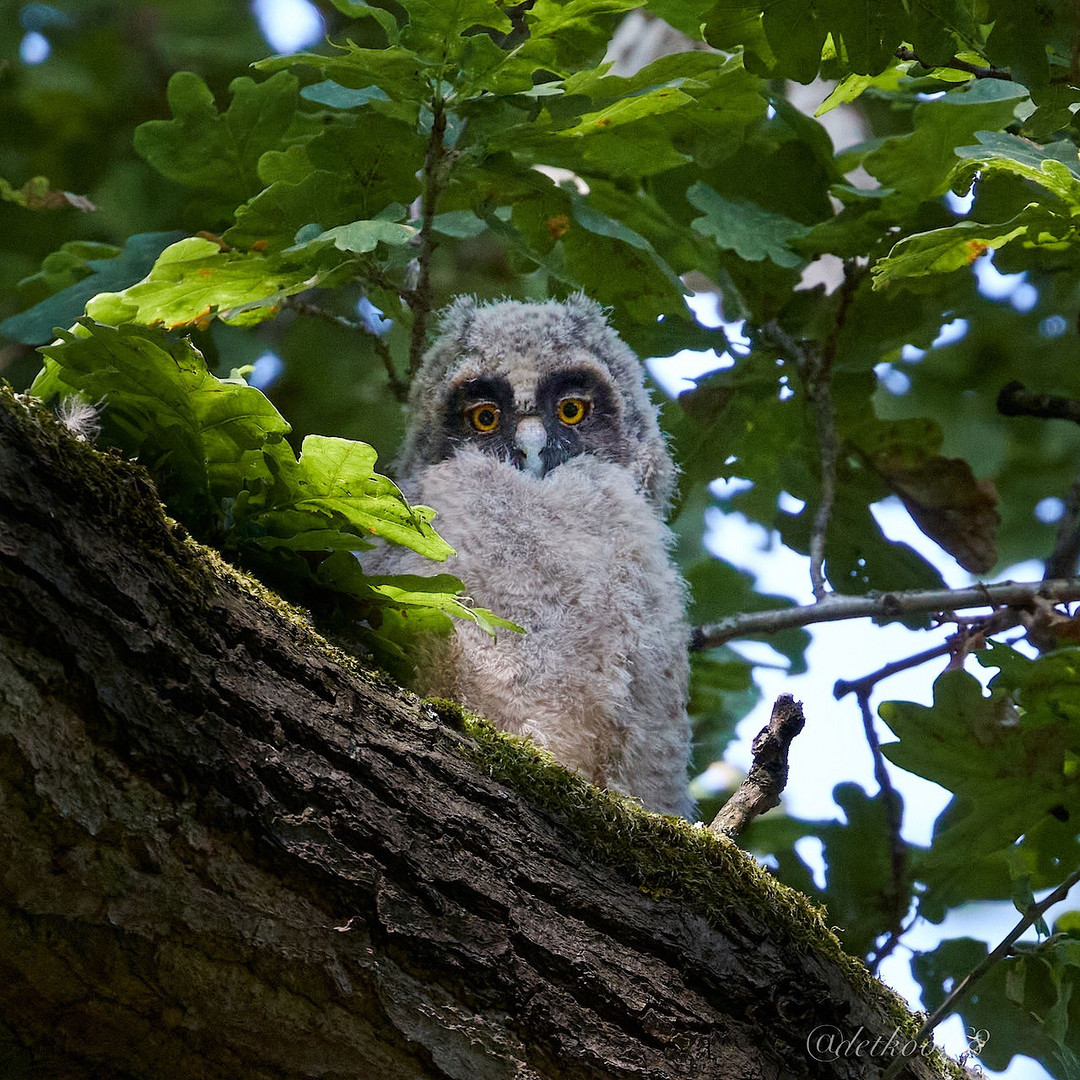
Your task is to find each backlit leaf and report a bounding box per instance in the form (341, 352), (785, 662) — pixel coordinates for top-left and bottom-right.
(84, 237), (339, 330)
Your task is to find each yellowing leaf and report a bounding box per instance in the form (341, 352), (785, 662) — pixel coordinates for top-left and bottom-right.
(880, 454), (1000, 574)
(84, 237), (328, 330)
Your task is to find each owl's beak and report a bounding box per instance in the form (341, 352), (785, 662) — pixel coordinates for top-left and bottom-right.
(514, 416), (548, 477)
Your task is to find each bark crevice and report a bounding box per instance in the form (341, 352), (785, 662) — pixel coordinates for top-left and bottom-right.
(0, 392), (958, 1080)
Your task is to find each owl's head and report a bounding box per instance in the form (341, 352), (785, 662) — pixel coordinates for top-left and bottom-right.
(396, 296), (677, 512)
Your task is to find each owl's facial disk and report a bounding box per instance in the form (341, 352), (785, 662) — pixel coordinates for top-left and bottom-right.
(442, 367), (623, 477)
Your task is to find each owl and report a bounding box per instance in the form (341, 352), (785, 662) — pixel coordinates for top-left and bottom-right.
(370, 295), (694, 817)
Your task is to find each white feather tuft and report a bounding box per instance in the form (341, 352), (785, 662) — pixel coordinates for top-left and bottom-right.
(56, 396), (102, 442)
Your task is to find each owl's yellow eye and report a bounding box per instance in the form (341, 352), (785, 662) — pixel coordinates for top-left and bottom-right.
(466, 402), (501, 433)
(557, 397), (591, 425)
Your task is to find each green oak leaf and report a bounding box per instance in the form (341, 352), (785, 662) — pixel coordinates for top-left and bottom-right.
(864, 79), (1029, 203)
(280, 435), (452, 560)
(228, 112), (424, 250)
(688, 181), (810, 269)
(255, 46), (427, 109)
(955, 131), (1080, 202)
(84, 237), (340, 330)
(325, 0), (400, 42)
(32, 320), (291, 531)
(880, 660), (1080, 912)
(288, 220), (416, 255)
(872, 207), (1072, 290)
(134, 71), (300, 216)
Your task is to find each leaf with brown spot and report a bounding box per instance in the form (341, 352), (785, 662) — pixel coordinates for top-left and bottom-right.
(849, 417), (999, 573)
(878, 454), (999, 573)
(545, 214), (571, 241)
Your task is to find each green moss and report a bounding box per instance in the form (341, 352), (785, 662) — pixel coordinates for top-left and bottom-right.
(458, 712), (965, 1077)
(422, 696), (470, 731)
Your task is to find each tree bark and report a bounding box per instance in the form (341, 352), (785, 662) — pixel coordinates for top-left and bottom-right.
(0, 390), (957, 1080)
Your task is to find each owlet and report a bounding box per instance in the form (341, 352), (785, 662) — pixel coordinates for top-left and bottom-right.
(370, 296), (693, 817)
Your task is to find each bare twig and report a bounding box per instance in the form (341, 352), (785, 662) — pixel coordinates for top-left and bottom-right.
(286, 299), (409, 403)
(879, 866), (1080, 1080)
(1046, 475), (1080, 580)
(806, 266), (860, 599)
(856, 690), (908, 975)
(834, 640), (955, 701)
(998, 380), (1080, 424)
(895, 45), (1012, 81)
(805, 361), (837, 601)
(408, 97), (449, 376)
(760, 320), (835, 599)
(692, 578), (1080, 650)
(709, 694), (805, 839)
(833, 609), (1024, 700)
(868, 910), (920, 976)
(762, 267), (861, 601)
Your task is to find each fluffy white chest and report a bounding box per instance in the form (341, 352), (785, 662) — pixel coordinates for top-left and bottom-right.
(382, 448), (693, 816)
(378, 294), (693, 815)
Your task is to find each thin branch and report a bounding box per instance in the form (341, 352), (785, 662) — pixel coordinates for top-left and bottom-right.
(868, 910), (920, 976)
(760, 321), (835, 600)
(895, 45), (1012, 81)
(821, 261), (862, 371)
(408, 97), (449, 377)
(998, 380), (1080, 424)
(807, 266), (860, 600)
(364, 262), (414, 302)
(805, 362), (837, 601)
(287, 299), (408, 403)
(692, 578), (1080, 650)
(762, 267), (861, 602)
(833, 609), (1024, 701)
(834, 640), (955, 701)
(709, 695), (805, 839)
(1046, 475), (1080, 580)
(879, 866), (1080, 1080)
(856, 690), (907, 975)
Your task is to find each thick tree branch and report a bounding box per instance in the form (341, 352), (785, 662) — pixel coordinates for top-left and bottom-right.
(693, 579), (1080, 650)
(0, 392), (957, 1079)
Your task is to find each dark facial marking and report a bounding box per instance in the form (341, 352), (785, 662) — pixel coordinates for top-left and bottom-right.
(440, 375), (517, 463)
(535, 368), (625, 473)
(438, 368), (625, 476)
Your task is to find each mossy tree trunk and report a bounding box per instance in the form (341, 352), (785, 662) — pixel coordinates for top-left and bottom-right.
(0, 391), (954, 1080)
